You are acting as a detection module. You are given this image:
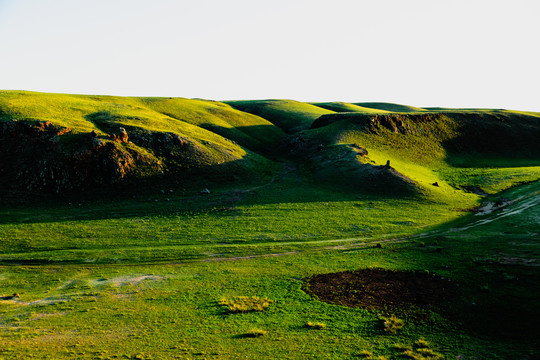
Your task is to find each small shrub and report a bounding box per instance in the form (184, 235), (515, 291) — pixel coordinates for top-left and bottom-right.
(305, 321), (326, 330)
(219, 296), (272, 313)
(414, 338), (430, 348)
(400, 338), (444, 360)
(403, 349), (444, 360)
(393, 343), (412, 352)
(358, 349), (373, 358)
(243, 329), (267, 338)
(382, 315), (404, 334)
(416, 348), (441, 357)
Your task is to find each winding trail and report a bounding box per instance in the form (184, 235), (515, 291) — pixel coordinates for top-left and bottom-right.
(192, 182), (540, 263)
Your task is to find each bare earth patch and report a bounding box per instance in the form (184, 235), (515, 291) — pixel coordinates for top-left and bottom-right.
(305, 268), (458, 312)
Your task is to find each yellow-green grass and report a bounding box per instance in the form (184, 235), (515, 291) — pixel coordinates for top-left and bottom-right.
(0, 91), (273, 154)
(0, 91), (282, 177)
(140, 97), (286, 152)
(0, 91), (233, 146)
(225, 99), (335, 133)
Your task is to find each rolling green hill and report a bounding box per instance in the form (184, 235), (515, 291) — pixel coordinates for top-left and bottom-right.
(1, 90), (539, 200)
(304, 110), (540, 198)
(225, 99), (334, 133)
(311, 102), (390, 114)
(0, 91), (278, 195)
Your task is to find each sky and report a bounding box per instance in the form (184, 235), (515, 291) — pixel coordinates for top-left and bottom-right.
(1, 0), (539, 111)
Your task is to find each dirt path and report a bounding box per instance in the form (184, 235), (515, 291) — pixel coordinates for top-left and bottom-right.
(193, 183), (540, 264)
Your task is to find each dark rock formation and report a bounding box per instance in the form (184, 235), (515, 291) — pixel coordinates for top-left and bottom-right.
(113, 127), (129, 143)
(0, 120), (162, 195)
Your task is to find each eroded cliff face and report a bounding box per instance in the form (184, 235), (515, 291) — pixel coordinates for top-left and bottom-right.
(311, 112), (455, 138)
(0, 120), (164, 194)
(311, 111), (540, 157)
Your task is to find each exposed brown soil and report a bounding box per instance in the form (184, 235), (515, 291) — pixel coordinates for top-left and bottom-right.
(305, 268), (458, 312)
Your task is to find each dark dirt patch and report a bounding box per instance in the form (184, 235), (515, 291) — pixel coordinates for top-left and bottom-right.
(305, 268), (458, 312)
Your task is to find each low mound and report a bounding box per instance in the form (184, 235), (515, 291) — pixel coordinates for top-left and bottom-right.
(140, 97), (286, 153)
(225, 99), (334, 133)
(306, 111), (540, 194)
(311, 102), (390, 114)
(305, 268), (457, 311)
(297, 143), (420, 196)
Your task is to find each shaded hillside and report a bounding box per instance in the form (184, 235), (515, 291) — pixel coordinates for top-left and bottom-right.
(140, 97), (286, 153)
(311, 111), (540, 163)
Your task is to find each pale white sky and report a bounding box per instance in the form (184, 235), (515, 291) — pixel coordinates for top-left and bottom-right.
(1, 0), (539, 111)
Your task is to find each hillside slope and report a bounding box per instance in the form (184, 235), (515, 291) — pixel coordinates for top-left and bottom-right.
(311, 102), (390, 114)
(1, 91), (539, 200)
(0, 91), (277, 195)
(303, 110), (540, 197)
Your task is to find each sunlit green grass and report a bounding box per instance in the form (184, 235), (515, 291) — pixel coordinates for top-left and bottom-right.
(0, 177), (474, 264)
(0, 181), (538, 359)
(0, 90), (278, 164)
(225, 99), (335, 133)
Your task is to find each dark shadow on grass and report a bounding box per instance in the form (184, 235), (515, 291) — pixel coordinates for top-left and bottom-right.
(0, 160), (421, 225)
(440, 111), (540, 168)
(232, 332), (267, 339)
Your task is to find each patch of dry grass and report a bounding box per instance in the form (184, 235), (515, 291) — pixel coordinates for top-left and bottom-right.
(219, 296), (272, 313)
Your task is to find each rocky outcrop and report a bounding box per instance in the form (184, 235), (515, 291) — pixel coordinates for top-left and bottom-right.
(311, 112), (446, 136)
(0, 120), (163, 194)
(0, 118), (250, 196)
(112, 127), (129, 143)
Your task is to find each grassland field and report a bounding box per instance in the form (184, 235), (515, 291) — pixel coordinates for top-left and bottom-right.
(0, 91), (539, 359)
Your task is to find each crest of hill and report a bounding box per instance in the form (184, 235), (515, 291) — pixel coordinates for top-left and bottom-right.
(311, 102), (391, 114)
(139, 97), (286, 153)
(225, 99), (334, 133)
(0, 91), (284, 152)
(355, 102), (427, 113)
(310, 110), (540, 164)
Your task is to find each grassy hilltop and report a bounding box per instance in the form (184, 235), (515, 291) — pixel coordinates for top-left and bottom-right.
(0, 90), (539, 359)
(1, 91), (539, 198)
